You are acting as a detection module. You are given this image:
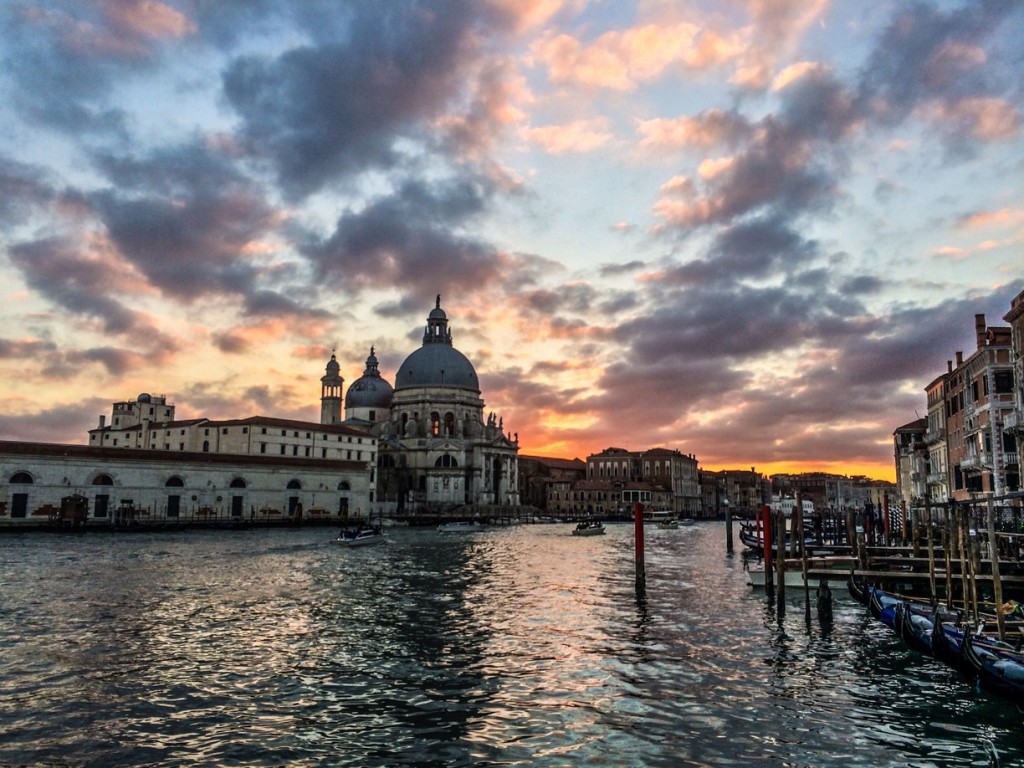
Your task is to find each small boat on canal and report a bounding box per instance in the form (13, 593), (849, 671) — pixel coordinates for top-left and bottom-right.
(572, 521), (605, 536)
(337, 526), (387, 547)
(437, 521), (486, 533)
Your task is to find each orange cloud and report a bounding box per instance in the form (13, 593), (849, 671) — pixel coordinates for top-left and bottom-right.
(529, 22), (711, 90)
(920, 97), (1020, 141)
(521, 118), (613, 153)
(956, 207), (1024, 230)
(636, 109), (746, 149)
(99, 0), (194, 40)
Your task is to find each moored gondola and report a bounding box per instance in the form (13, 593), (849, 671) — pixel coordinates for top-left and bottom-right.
(961, 629), (1024, 706)
(896, 601), (934, 654)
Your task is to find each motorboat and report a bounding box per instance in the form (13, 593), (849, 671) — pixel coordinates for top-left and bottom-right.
(658, 519), (679, 530)
(437, 521), (486, 532)
(337, 526), (387, 547)
(572, 521), (605, 536)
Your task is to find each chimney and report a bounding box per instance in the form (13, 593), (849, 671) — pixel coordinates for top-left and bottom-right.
(956, 351), (963, 366)
(947, 360), (953, 373)
(99, 415), (105, 429)
(975, 313), (987, 349)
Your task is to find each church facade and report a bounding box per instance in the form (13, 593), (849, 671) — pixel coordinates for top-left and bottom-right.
(336, 296), (520, 515)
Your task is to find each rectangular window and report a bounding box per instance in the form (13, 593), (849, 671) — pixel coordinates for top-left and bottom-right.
(280, 445), (286, 455)
(242, 427), (248, 434)
(994, 371), (1014, 394)
(262, 428), (267, 434)
(260, 443), (266, 454)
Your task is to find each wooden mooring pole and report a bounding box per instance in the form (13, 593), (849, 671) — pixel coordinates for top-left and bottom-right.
(986, 495), (1007, 642)
(634, 501), (646, 597)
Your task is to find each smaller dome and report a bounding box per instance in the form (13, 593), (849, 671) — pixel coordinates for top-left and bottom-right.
(345, 346), (394, 410)
(138, 393), (152, 403)
(325, 354), (340, 375)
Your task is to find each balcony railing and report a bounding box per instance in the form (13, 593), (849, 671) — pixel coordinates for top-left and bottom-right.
(960, 453), (992, 471)
(924, 428), (945, 444)
(926, 472), (947, 485)
(1003, 411), (1020, 430)
(1004, 452), (1019, 467)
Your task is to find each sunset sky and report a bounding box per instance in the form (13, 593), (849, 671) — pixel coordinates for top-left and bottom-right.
(1, 1), (1022, 482)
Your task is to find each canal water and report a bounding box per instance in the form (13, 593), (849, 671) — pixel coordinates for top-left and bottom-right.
(2, 522), (1022, 767)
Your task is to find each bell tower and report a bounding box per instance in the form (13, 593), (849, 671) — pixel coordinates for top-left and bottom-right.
(320, 352), (344, 424)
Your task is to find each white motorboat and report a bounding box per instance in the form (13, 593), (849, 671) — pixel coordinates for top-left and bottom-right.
(337, 526), (387, 547)
(658, 519), (679, 530)
(572, 521), (606, 536)
(437, 521), (486, 532)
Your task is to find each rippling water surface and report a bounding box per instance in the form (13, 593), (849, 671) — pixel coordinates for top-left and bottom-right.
(2, 523), (1022, 767)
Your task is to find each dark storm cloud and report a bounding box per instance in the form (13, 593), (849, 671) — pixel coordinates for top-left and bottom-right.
(662, 217), (819, 286)
(0, 157), (57, 224)
(0, 399), (108, 443)
(0, 1), (166, 139)
(242, 291), (332, 320)
(8, 237), (150, 336)
(303, 177), (506, 306)
(857, 1), (1020, 122)
(222, 0), (497, 199)
(89, 143), (278, 300)
(0, 338), (58, 359)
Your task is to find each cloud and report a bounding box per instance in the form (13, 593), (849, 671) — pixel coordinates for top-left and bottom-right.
(636, 109), (751, 150)
(222, 0), (509, 199)
(521, 118), (613, 154)
(89, 142), (282, 300)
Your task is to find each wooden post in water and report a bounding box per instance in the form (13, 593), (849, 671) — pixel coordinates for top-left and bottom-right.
(926, 499), (937, 603)
(776, 506), (787, 614)
(762, 504), (775, 592)
(986, 495), (1006, 642)
(634, 501), (646, 597)
(956, 503), (970, 615)
(725, 498), (733, 555)
(942, 501), (954, 609)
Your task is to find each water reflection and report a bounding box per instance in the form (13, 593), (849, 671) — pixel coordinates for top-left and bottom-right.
(2, 524), (1024, 766)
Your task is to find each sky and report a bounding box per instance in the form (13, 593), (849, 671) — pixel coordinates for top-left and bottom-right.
(1, 0), (1022, 483)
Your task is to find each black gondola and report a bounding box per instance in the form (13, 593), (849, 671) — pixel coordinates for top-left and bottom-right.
(961, 629), (1024, 706)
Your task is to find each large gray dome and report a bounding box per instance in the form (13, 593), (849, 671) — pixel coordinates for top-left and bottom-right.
(394, 295), (479, 393)
(345, 347), (394, 408)
(395, 344), (479, 392)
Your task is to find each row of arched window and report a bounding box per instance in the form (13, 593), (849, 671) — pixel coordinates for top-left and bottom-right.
(7, 472), (352, 491)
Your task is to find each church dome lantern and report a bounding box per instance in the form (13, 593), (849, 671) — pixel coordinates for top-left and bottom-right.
(394, 295), (479, 393)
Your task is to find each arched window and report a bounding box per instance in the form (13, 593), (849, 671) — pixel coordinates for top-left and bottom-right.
(430, 411), (440, 436)
(10, 471), (33, 484)
(338, 481), (351, 491)
(229, 478), (247, 489)
(287, 479), (302, 490)
(165, 476), (185, 487)
(202, 440), (210, 452)
(434, 454), (459, 468)
(444, 412), (455, 436)
(93, 474), (114, 486)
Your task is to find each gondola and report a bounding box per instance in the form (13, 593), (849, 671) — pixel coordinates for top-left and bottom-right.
(868, 586), (899, 629)
(847, 574), (868, 605)
(930, 610), (974, 676)
(961, 629), (1024, 706)
(895, 601), (934, 654)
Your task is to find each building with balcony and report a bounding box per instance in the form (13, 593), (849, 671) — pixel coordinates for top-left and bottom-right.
(586, 446), (701, 515)
(938, 314), (1019, 501)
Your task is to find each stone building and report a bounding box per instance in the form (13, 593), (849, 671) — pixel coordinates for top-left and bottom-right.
(0, 440), (372, 527)
(585, 446), (701, 515)
(353, 296), (520, 515)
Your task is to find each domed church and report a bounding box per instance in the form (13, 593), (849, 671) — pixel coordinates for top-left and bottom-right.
(323, 295), (520, 515)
